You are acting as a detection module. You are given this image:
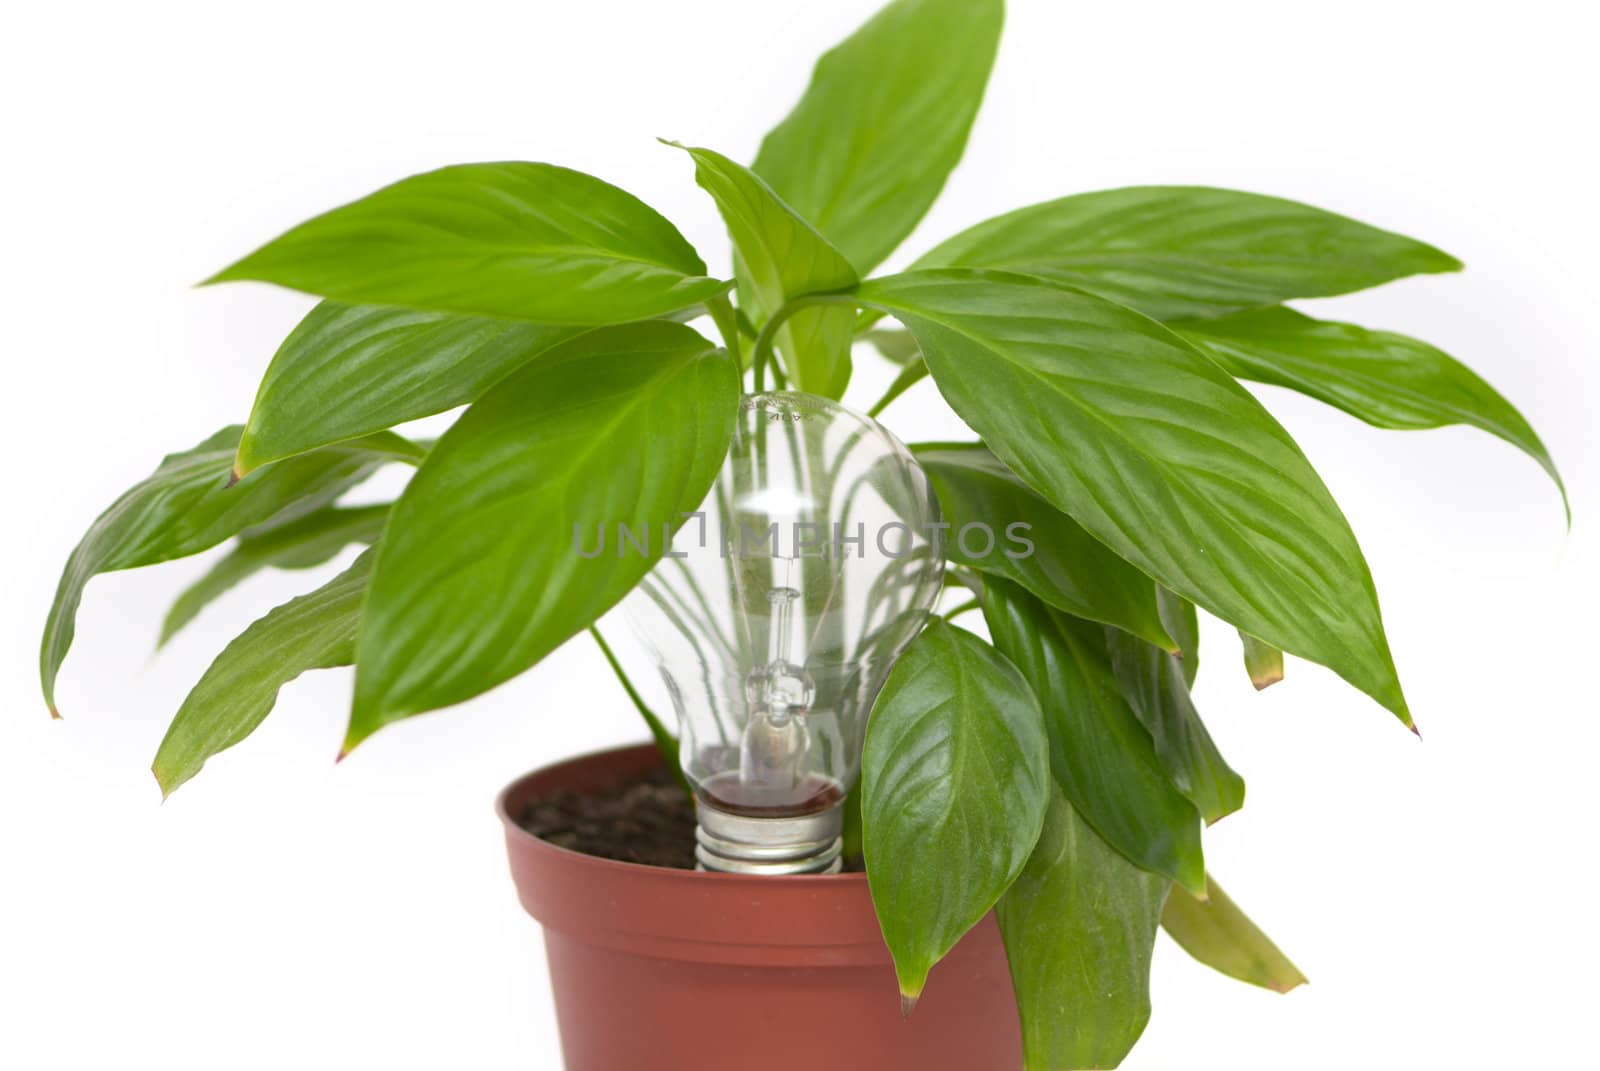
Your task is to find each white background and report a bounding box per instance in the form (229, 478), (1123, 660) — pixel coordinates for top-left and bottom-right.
(2, 0), (1595, 1067)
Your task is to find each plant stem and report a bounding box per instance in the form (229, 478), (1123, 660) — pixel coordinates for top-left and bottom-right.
(706, 293), (744, 369)
(734, 306), (758, 340)
(750, 291), (859, 393)
(866, 359), (929, 419)
(942, 597), (981, 622)
(945, 566), (984, 596)
(588, 624), (690, 796)
(752, 318), (778, 393)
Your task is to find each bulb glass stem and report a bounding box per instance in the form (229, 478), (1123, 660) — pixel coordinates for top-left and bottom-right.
(623, 392), (945, 875)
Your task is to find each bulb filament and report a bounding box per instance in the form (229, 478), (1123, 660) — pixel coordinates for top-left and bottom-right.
(738, 560), (814, 793)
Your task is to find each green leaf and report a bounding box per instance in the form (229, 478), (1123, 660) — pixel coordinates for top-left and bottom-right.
(1162, 874), (1308, 994)
(998, 786), (1169, 1071)
(867, 359), (931, 418)
(911, 443), (1175, 652)
(859, 269), (1412, 727)
(1240, 631), (1285, 690)
(913, 185), (1461, 320)
(159, 503), (390, 647)
(1159, 587), (1201, 688)
(1103, 626), (1245, 824)
(588, 624), (686, 796)
(347, 322), (738, 750)
(1176, 306), (1566, 517)
(237, 301), (580, 475)
(862, 620), (1049, 1002)
(840, 781), (864, 863)
(206, 163), (730, 325)
(982, 577), (1205, 893)
(153, 552), (373, 797)
(862, 327), (921, 366)
(41, 428), (418, 716)
(672, 143), (858, 397)
(752, 0), (1003, 274)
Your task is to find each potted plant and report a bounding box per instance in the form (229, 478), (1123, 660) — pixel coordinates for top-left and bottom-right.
(38, 0), (1564, 1068)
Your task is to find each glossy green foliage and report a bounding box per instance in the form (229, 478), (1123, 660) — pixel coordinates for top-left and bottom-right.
(912, 443), (1175, 651)
(982, 578), (1206, 894)
(1163, 876), (1308, 994)
(154, 553), (373, 796)
(753, 0), (1002, 274)
(675, 143), (857, 396)
(48, 3), (1564, 1065)
(159, 503), (389, 647)
(1103, 626), (1245, 824)
(862, 621), (1049, 1000)
(346, 322), (739, 749)
(999, 788), (1169, 1070)
(238, 301), (579, 474)
(1177, 306), (1565, 515)
(1159, 588), (1201, 689)
(41, 427), (418, 714)
(860, 269), (1412, 727)
(208, 163), (730, 325)
(914, 185), (1460, 320)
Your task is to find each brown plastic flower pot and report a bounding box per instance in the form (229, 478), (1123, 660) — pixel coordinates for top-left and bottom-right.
(497, 742), (1023, 1071)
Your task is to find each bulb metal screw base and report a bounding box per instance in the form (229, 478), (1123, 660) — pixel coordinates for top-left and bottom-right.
(695, 801), (844, 876)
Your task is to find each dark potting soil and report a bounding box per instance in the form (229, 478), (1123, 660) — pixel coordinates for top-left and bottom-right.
(517, 767), (864, 872)
(519, 767), (699, 869)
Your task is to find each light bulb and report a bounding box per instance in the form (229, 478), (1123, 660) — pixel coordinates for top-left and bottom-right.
(623, 392), (945, 874)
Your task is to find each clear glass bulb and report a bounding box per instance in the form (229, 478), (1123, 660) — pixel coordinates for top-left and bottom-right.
(623, 392), (945, 874)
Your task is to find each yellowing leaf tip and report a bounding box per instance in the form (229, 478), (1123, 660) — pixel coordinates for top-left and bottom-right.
(1272, 972), (1310, 994)
(1250, 667), (1284, 690)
